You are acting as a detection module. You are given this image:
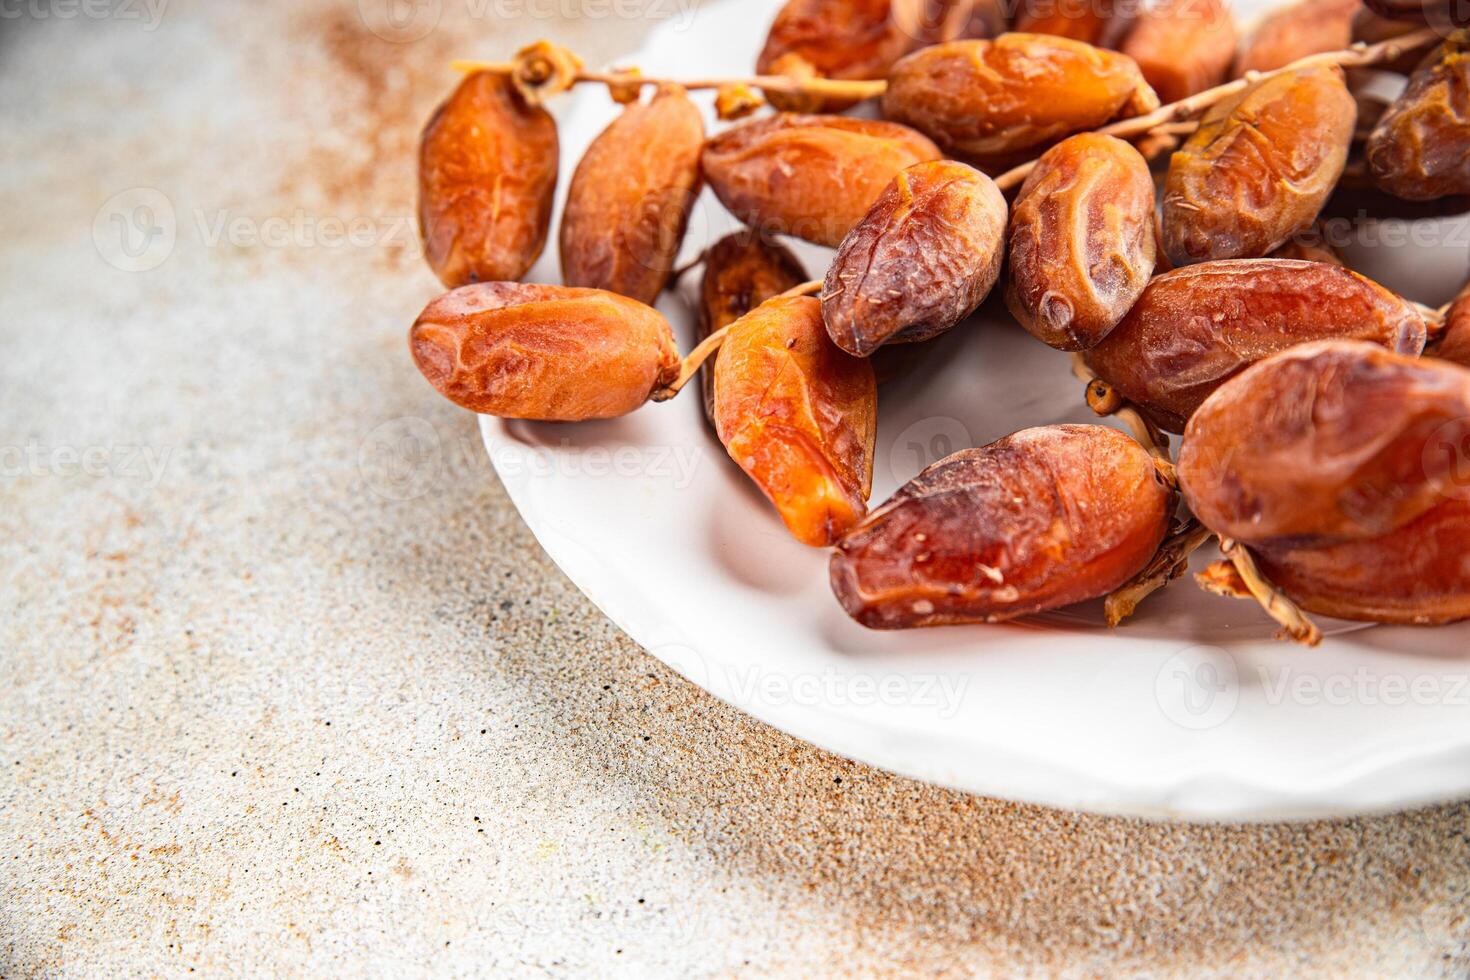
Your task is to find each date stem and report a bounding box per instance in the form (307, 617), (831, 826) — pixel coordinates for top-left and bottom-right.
(1105, 517), (1213, 627)
(651, 279), (822, 402)
(1203, 539), (1324, 646)
(1070, 354), (1172, 463)
(993, 28), (1442, 191)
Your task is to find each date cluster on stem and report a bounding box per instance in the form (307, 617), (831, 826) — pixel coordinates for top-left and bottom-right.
(406, 0), (1470, 638)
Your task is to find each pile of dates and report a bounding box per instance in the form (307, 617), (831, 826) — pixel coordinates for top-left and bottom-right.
(409, 0), (1470, 639)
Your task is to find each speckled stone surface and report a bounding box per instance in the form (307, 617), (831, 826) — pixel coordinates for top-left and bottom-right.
(2, 2), (1469, 976)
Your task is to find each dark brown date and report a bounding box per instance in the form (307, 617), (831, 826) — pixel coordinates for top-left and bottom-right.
(419, 72), (559, 288)
(1120, 0), (1236, 103)
(881, 35), (1159, 168)
(1006, 133), (1156, 351)
(409, 283), (678, 420)
(822, 160), (1007, 357)
(1085, 260), (1425, 432)
(1162, 67), (1356, 266)
(714, 295), (877, 546)
(559, 85), (704, 305)
(1178, 340), (1470, 542)
(830, 425), (1173, 628)
(701, 114), (942, 247)
(1366, 35), (1470, 202)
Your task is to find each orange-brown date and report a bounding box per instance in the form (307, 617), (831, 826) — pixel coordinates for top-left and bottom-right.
(1250, 499), (1470, 624)
(921, 0), (1009, 40)
(409, 283), (678, 421)
(880, 35), (1159, 168)
(757, 0), (921, 110)
(1006, 133), (1156, 351)
(713, 295), (877, 546)
(1162, 67), (1355, 266)
(830, 425), (1173, 629)
(701, 114), (942, 247)
(1365, 35), (1470, 202)
(1178, 340), (1470, 542)
(1432, 278), (1470, 367)
(1014, 0), (1136, 49)
(1233, 0), (1357, 76)
(1119, 0), (1236, 103)
(822, 160), (1007, 357)
(1084, 260), (1426, 432)
(559, 85), (704, 305)
(697, 231), (808, 421)
(419, 72), (559, 289)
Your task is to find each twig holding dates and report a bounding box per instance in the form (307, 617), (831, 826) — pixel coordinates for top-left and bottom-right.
(1202, 541), (1324, 647)
(1105, 517), (1214, 628)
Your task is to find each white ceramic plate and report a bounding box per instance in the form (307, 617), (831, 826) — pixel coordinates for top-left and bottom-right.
(483, 0), (1470, 820)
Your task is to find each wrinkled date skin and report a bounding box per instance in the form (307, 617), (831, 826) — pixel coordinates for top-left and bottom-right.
(1178, 341), (1470, 542)
(1120, 0), (1237, 103)
(559, 85), (704, 305)
(1014, 0), (1136, 49)
(1366, 36), (1470, 202)
(1085, 260), (1426, 432)
(830, 425), (1173, 629)
(1233, 0), (1358, 76)
(713, 296), (878, 547)
(757, 0), (921, 110)
(419, 72), (559, 289)
(697, 231), (808, 422)
(880, 35), (1159, 168)
(1006, 133), (1156, 351)
(701, 114), (942, 248)
(1162, 67), (1355, 266)
(409, 283), (679, 421)
(822, 160), (1007, 357)
(1252, 499), (1470, 624)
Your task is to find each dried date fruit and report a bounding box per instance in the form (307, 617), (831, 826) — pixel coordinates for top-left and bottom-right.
(1251, 498), (1470, 624)
(697, 231), (808, 422)
(419, 72), (559, 288)
(701, 113), (942, 247)
(559, 85), (704, 305)
(757, 0), (920, 111)
(1084, 259), (1426, 432)
(1120, 0), (1236, 103)
(1233, 0), (1357, 77)
(1162, 67), (1355, 266)
(1178, 340), (1470, 542)
(1351, 9), (1426, 74)
(830, 425), (1173, 628)
(822, 160), (1007, 357)
(920, 0), (1009, 41)
(1014, 0), (1137, 49)
(880, 35), (1159, 168)
(409, 283), (678, 420)
(1365, 35), (1470, 201)
(1005, 133), (1156, 351)
(1431, 278), (1470, 366)
(713, 295), (877, 546)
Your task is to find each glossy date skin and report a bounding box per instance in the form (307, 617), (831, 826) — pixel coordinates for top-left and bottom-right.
(1006, 133), (1156, 351)
(697, 231), (808, 422)
(1178, 341), (1470, 542)
(822, 160), (1007, 357)
(1085, 260), (1426, 432)
(1162, 67), (1355, 266)
(559, 86), (704, 305)
(1120, 0), (1236, 103)
(1233, 0), (1358, 76)
(830, 425), (1172, 629)
(419, 73), (559, 288)
(880, 35), (1159, 168)
(409, 283), (679, 421)
(1366, 35), (1470, 202)
(714, 295), (878, 547)
(701, 114), (942, 248)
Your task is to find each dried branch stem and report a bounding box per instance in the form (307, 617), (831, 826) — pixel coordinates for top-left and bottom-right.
(1206, 539), (1324, 646)
(1106, 517), (1214, 627)
(450, 58), (888, 101)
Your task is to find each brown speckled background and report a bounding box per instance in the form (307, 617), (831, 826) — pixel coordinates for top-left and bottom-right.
(2, 1), (1469, 975)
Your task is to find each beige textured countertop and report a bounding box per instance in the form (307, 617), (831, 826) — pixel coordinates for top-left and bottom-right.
(2, 1), (1469, 975)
